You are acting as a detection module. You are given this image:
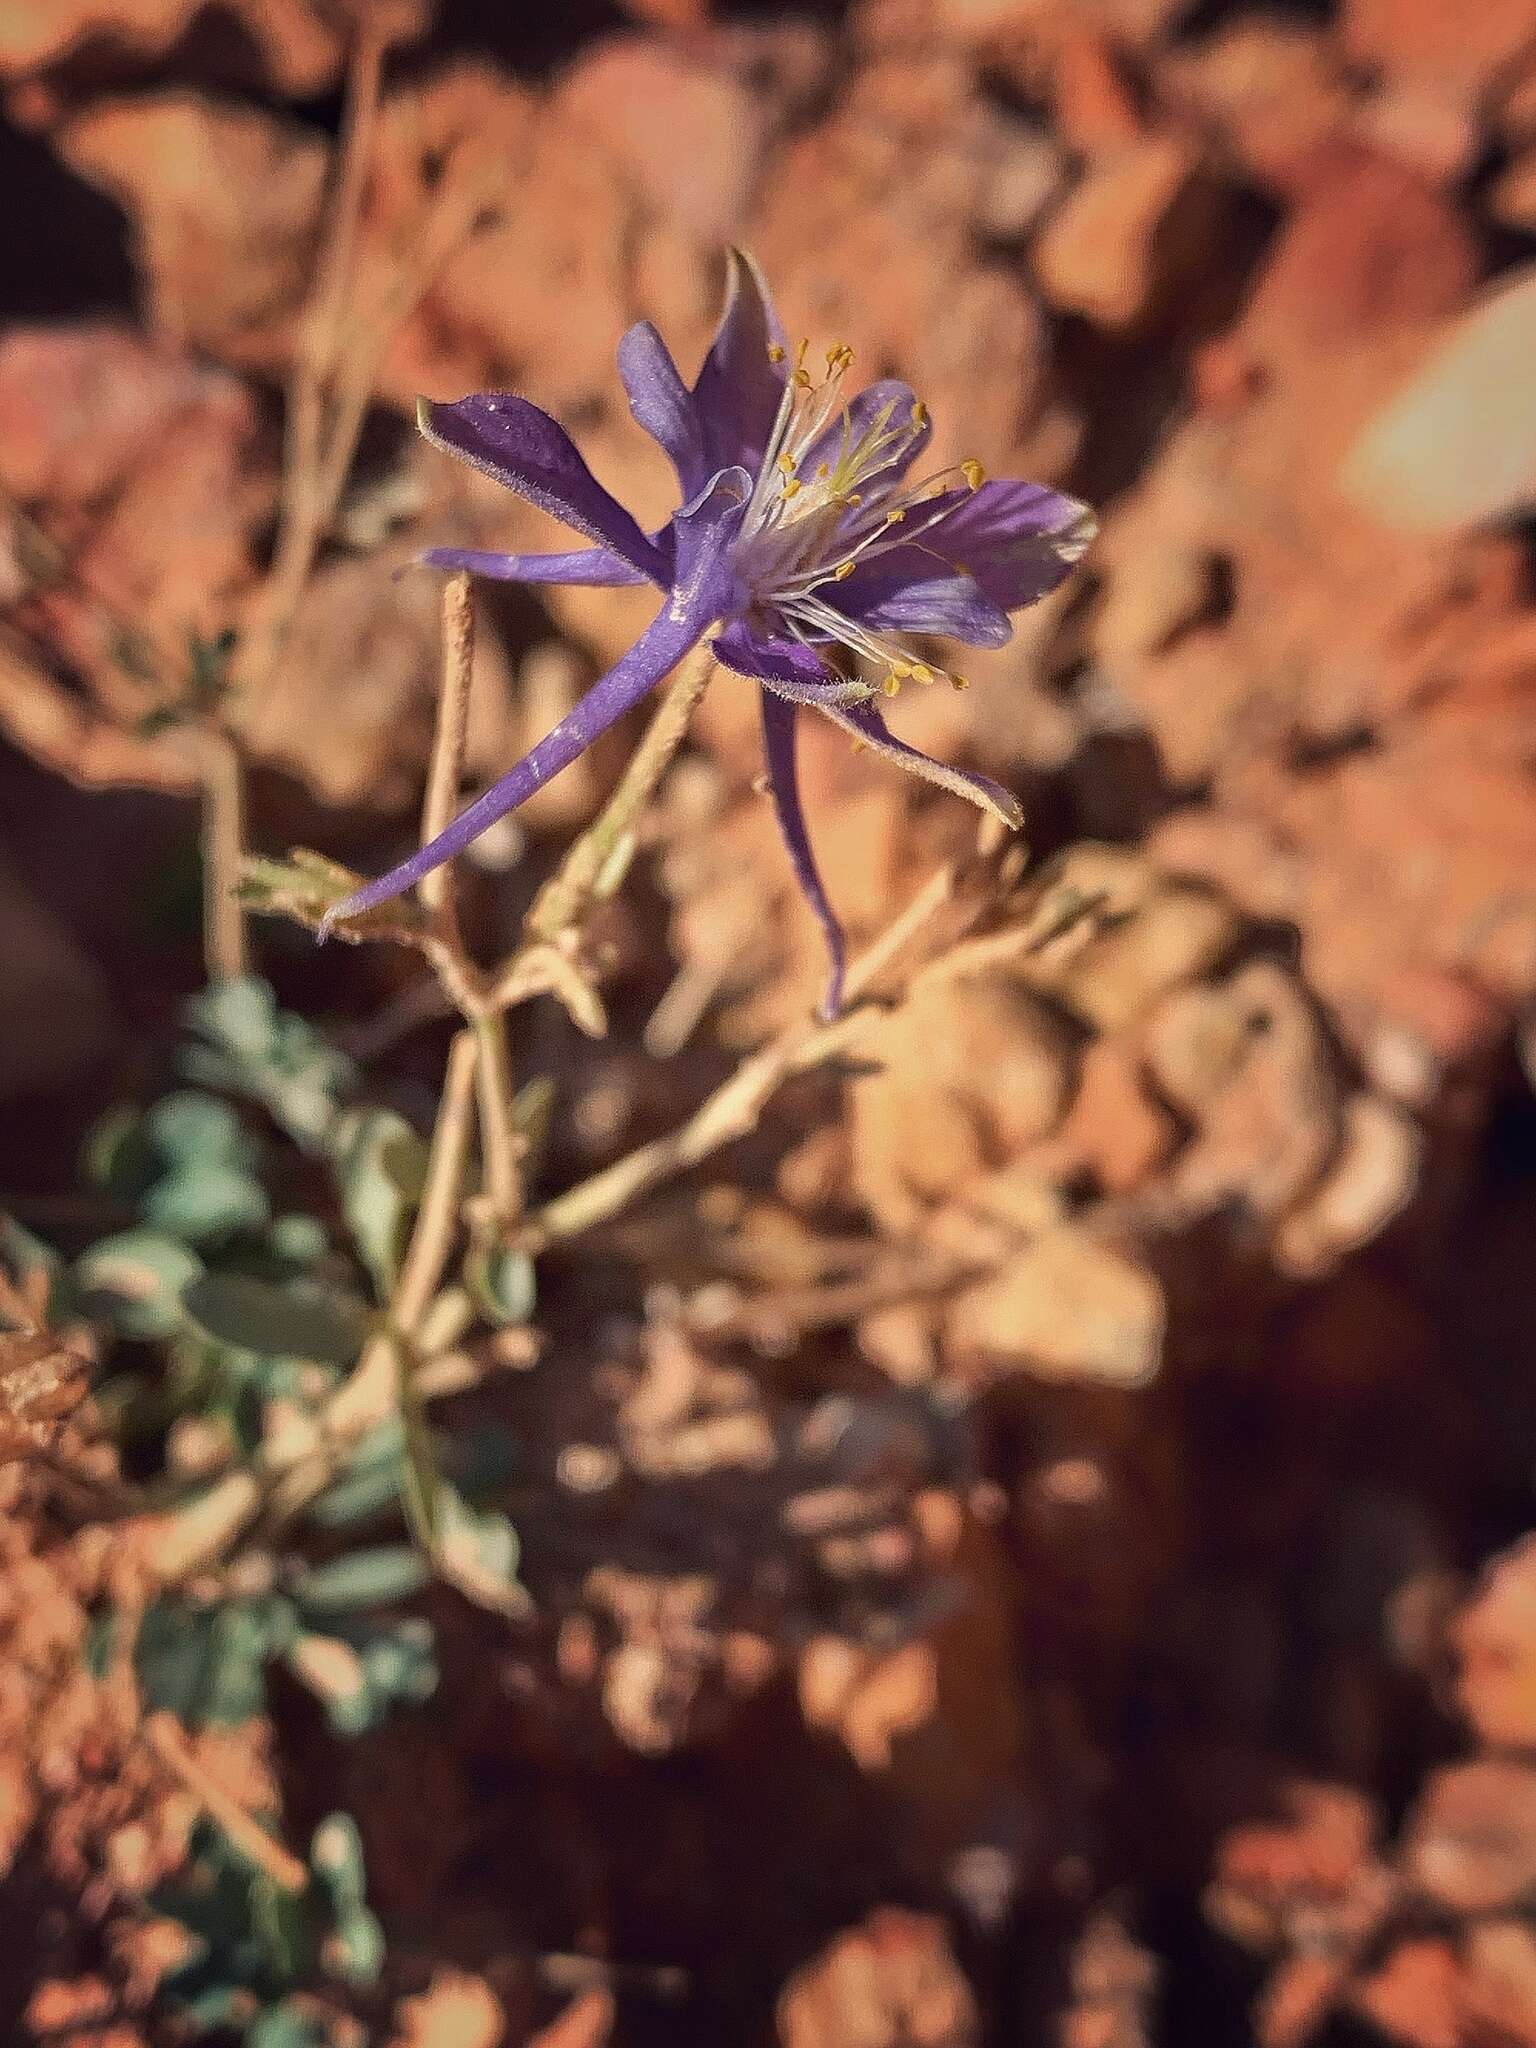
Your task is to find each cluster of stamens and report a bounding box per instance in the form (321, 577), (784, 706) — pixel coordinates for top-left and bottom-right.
(743, 339), (989, 700)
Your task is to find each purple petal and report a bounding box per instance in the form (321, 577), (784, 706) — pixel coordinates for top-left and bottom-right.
(322, 472), (749, 931)
(921, 480), (1095, 612)
(711, 618), (856, 702)
(832, 564), (1012, 647)
(803, 378), (931, 492)
(421, 544), (651, 587)
(760, 691), (846, 1020)
(618, 321), (709, 496)
(813, 696), (1024, 830)
(693, 248), (788, 475)
(418, 393), (667, 582)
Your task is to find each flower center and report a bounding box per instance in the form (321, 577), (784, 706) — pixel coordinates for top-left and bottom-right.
(735, 340), (987, 698)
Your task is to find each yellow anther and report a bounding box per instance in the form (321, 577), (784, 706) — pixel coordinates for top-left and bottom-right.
(911, 400), (929, 430)
(826, 344), (853, 372)
(889, 661), (913, 679)
(911, 662), (935, 685)
(815, 462), (830, 480)
(951, 673), (970, 691)
(777, 453), (797, 475)
(882, 672), (902, 697)
(850, 737), (869, 754)
(793, 369), (813, 390)
(781, 477), (802, 499)
(885, 507), (906, 526)
(834, 560), (856, 580)
(846, 492), (863, 506)
(961, 458), (986, 490)
(767, 343), (786, 363)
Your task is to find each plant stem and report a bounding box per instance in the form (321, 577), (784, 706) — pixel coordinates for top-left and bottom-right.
(198, 728), (249, 981)
(140, 1031), (480, 1580)
(472, 1011), (522, 1228)
(143, 1712), (309, 1892)
(524, 643), (716, 943)
(419, 572), (475, 930)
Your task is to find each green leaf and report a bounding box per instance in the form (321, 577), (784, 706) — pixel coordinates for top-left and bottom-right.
(247, 2001), (331, 2048)
(132, 1595), (296, 1725)
(145, 1159), (270, 1246)
(328, 1902), (385, 1988)
(309, 1811), (370, 1915)
(465, 1242), (537, 1326)
(88, 1093), (269, 1247)
(182, 1273), (366, 1366)
(180, 978), (356, 1152)
(329, 1107), (428, 1297)
(308, 1420), (405, 1529)
(76, 1230), (203, 1339)
(268, 1213), (330, 1268)
(145, 1091), (254, 1167)
(291, 1545), (431, 1614)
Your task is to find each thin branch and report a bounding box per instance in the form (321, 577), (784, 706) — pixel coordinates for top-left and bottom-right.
(520, 1006), (874, 1252)
(142, 1712), (309, 1893)
(518, 846), (1018, 1252)
(197, 727), (249, 982)
(418, 572), (475, 930)
(471, 1011), (523, 1229)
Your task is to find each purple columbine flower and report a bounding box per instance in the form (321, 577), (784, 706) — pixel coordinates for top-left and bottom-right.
(327, 250), (1094, 1016)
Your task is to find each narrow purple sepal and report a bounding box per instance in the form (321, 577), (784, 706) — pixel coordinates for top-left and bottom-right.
(421, 544), (652, 587)
(760, 691), (847, 1020)
(319, 602), (707, 932)
(813, 695), (1024, 831)
(618, 321), (709, 497)
(417, 393), (667, 583)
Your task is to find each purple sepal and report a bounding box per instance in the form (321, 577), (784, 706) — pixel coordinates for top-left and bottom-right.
(421, 544), (652, 587)
(618, 321), (709, 497)
(814, 696), (1024, 830)
(760, 691), (847, 1020)
(417, 393), (667, 582)
(321, 472), (752, 934)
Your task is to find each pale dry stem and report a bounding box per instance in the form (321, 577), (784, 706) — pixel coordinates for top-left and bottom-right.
(143, 1711), (309, 1893)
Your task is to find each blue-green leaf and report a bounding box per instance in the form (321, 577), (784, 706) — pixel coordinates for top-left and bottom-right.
(291, 1546), (431, 1614)
(76, 1230), (203, 1339)
(328, 1107), (428, 1297)
(181, 1273), (366, 1366)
